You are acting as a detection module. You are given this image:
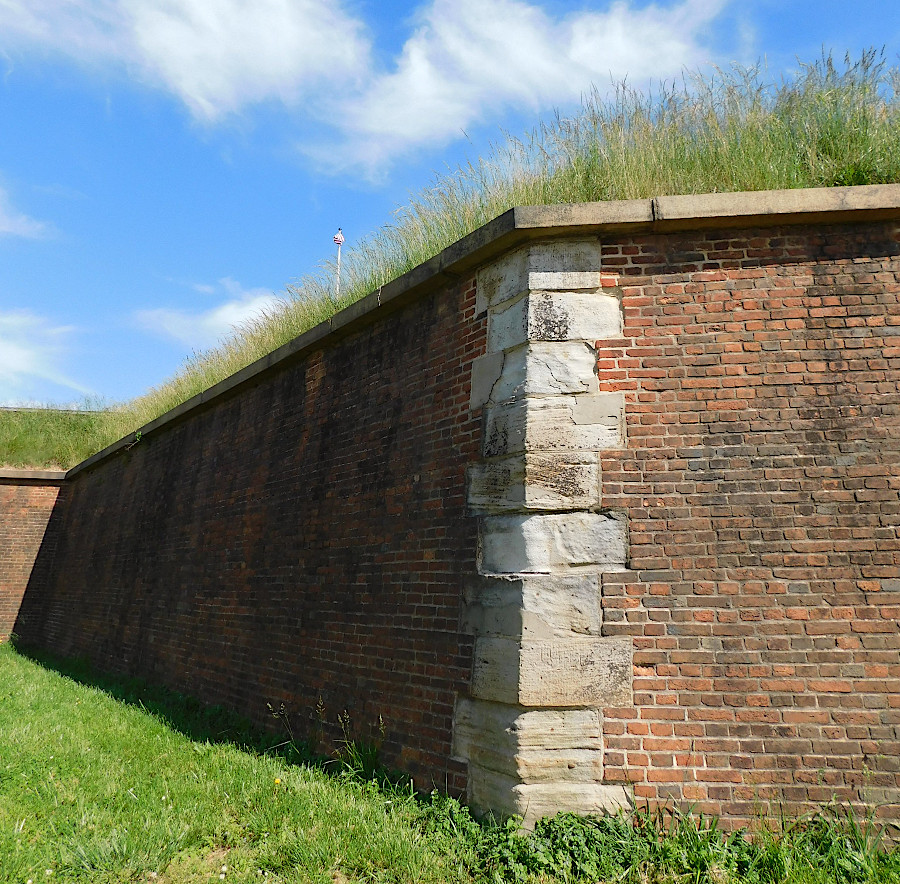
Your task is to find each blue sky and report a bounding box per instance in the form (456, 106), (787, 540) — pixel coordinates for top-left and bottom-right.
(0, 0), (898, 407)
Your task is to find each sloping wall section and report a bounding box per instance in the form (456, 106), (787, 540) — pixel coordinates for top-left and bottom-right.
(3, 184), (900, 827)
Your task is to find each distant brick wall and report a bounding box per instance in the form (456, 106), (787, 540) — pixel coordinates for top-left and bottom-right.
(15, 275), (485, 792)
(0, 478), (63, 641)
(597, 221), (900, 824)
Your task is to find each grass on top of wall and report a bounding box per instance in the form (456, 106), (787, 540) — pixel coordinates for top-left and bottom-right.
(2, 642), (900, 884)
(5, 49), (900, 469)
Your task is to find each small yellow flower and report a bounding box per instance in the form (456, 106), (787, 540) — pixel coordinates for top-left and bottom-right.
(274, 777), (281, 785)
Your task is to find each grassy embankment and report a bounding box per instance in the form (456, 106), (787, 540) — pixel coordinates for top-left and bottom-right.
(2, 642), (899, 884)
(3, 50), (900, 470)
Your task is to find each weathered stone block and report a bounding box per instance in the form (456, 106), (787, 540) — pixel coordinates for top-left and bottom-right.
(470, 636), (633, 706)
(483, 394), (625, 458)
(467, 766), (629, 826)
(461, 574), (603, 638)
(479, 512), (627, 574)
(468, 452), (599, 513)
(488, 292), (621, 352)
(528, 271), (603, 291)
(475, 239), (603, 313)
(489, 343), (597, 402)
(469, 350), (505, 409)
(453, 698), (603, 756)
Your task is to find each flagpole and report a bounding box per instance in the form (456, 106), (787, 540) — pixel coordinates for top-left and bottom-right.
(334, 227), (344, 300)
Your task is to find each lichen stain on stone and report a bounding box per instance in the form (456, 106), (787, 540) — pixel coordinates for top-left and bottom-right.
(530, 294), (570, 341)
(484, 422), (509, 458)
(528, 459), (587, 498)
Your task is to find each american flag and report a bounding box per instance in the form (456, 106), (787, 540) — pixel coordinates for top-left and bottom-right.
(333, 228), (344, 246)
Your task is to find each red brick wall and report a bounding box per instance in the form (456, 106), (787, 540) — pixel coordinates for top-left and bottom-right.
(15, 276), (485, 792)
(597, 221), (900, 824)
(10, 212), (900, 824)
(0, 479), (62, 641)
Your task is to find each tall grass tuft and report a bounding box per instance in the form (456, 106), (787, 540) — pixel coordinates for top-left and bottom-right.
(6, 50), (900, 468)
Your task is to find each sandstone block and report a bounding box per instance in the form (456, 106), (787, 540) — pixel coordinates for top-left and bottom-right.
(479, 512), (627, 574)
(461, 574), (603, 638)
(470, 636), (633, 707)
(488, 292), (621, 351)
(467, 452), (599, 513)
(453, 698), (603, 756)
(475, 239), (603, 313)
(483, 394), (625, 458)
(467, 766), (629, 826)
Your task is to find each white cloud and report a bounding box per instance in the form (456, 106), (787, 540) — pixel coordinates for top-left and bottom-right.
(0, 310), (90, 404)
(125, 0), (370, 120)
(327, 0), (727, 170)
(0, 186), (47, 238)
(0, 0), (729, 168)
(0, 0), (370, 120)
(135, 277), (282, 349)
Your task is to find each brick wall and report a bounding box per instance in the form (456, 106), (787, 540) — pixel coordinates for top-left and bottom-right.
(0, 477), (63, 641)
(15, 275), (486, 792)
(8, 189), (900, 825)
(597, 221), (900, 824)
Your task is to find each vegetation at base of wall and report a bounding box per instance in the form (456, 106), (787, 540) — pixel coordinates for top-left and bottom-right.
(2, 643), (899, 884)
(5, 49), (900, 469)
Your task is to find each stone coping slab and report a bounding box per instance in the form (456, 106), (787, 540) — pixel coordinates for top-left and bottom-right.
(65, 183), (900, 480)
(0, 469), (68, 483)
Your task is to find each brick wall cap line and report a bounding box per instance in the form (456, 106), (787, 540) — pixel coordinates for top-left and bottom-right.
(66, 182), (900, 479)
(513, 183), (900, 231)
(0, 468), (67, 483)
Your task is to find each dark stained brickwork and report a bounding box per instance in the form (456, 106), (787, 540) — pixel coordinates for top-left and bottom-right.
(0, 479), (63, 641)
(14, 276), (485, 793)
(597, 221), (900, 824)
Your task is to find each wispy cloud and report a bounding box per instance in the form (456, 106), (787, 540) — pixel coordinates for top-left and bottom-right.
(0, 186), (48, 238)
(0, 310), (90, 404)
(135, 277), (282, 349)
(0, 0), (370, 120)
(325, 0), (726, 171)
(0, 0), (728, 169)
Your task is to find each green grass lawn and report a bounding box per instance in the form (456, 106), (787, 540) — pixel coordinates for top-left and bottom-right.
(0, 644), (472, 884)
(1, 642), (899, 884)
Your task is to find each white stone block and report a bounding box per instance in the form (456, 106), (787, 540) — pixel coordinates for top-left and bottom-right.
(487, 293), (528, 351)
(476, 249), (528, 316)
(571, 393), (624, 426)
(469, 350), (505, 409)
(489, 343), (596, 402)
(528, 271), (602, 291)
(470, 636), (633, 707)
(467, 765), (629, 826)
(480, 512), (627, 574)
(461, 574), (603, 638)
(483, 394), (625, 458)
(488, 293), (621, 351)
(475, 239), (603, 313)
(468, 452), (599, 513)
